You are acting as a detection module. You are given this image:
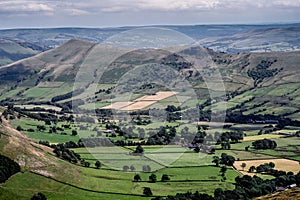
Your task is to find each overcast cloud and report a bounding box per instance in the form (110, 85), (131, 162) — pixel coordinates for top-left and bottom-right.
(0, 0), (299, 28)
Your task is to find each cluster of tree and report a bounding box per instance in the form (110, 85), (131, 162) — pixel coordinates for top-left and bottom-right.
(167, 111), (182, 122)
(94, 86), (115, 95)
(1, 104), (15, 120)
(252, 138), (277, 149)
(13, 107), (59, 124)
(140, 173), (171, 183)
(0, 154), (21, 183)
(146, 126), (176, 145)
(165, 105), (181, 113)
(161, 53), (192, 71)
(134, 116), (151, 126)
(152, 171), (300, 200)
(38, 140), (51, 147)
(53, 144), (81, 163)
(51, 88), (84, 103)
(122, 165), (135, 172)
(215, 131), (243, 149)
(212, 153), (236, 167)
(247, 59), (279, 87)
(152, 191), (214, 200)
(224, 111), (300, 128)
(249, 162), (293, 178)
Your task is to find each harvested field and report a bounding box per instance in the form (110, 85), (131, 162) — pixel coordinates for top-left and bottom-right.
(102, 91), (177, 111)
(120, 101), (157, 111)
(134, 91), (177, 101)
(102, 101), (133, 110)
(234, 158), (300, 174)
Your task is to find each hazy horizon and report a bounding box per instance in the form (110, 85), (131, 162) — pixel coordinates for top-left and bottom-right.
(0, 0), (299, 29)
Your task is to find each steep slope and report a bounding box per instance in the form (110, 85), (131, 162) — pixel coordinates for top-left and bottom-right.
(0, 114), (55, 169)
(254, 187), (300, 200)
(0, 38), (45, 66)
(0, 39), (95, 86)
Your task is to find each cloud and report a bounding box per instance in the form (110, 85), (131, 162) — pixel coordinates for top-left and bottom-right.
(64, 8), (90, 16)
(0, 0), (54, 13)
(136, 0), (221, 11)
(1, 0), (300, 16)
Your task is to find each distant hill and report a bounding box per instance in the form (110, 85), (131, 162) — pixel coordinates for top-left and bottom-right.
(0, 39), (299, 120)
(198, 27), (300, 53)
(0, 23), (299, 52)
(0, 38), (46, 66)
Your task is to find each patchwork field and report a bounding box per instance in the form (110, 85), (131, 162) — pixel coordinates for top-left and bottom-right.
(102, 91), (177, 111)
(120, 101), (157, 111)
(134, 91), (177, 101)
(234, 159), (300, 174)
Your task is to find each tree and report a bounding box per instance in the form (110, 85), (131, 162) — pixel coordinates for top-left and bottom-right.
(134, 144), (144, 154)
(84, 162), (90, 167)
(220, 153), (235, 166)
(123, 165), (129, 172)
(16, 125), (23, 131)
(31, 192), (47, 200)
(269, 162), (275, 168)
(212, 156), (220, 167)
(214, 188), (224, 200)
(142, 165), (151, 172)
(194, 146), (200, 153)
(72, 130), (78, 136)
(220, 166), (227, 178)
(248, 166), (256, 173)
(133, 174), (141, 182)
(95, 161), (101, 169)
(149, 173), (157, 183)
(37, 125), (46, 132)
(161, 174), (170, 182)
(241, 163), (247, 171)
(130, 165), (135, 171)
(143, 187), (153, 196)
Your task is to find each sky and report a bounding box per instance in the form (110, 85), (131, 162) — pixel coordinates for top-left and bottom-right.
(0, 0), (299, 29)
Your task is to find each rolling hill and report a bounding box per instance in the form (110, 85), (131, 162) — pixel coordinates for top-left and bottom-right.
(0, 38), (46, 66)
(0, 24), (300, 53)
(198, 27), (300, 53)
(0, 39), (299, 120)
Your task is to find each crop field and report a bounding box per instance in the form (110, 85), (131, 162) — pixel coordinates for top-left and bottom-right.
(234, 159), (300, 174)
(102, 91), (178, 111)
(243, 134), (282, 141)
(121, 101), (157, 111)
(134, 91), (177, 102)
(102, 101), (134, 110)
